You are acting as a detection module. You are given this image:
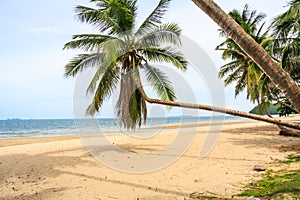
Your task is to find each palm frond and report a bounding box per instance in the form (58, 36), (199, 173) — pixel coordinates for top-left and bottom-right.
(241, 4), (250, 22)
(115, 71), (143, 129)
(139, 47), (188, 70)
(234, 70), (247, 97)
(138, 23), (182, 48)
(135, 0), (171, 36)
(255, 22), (268, 40)
(143, 64), (176, 101)
(222, 66), (243, 87)
(129, 88), (142, 129)
(281, 40), (300, 63)
(221, 48), (246, 60)
(86, 63), (120, 116)
(64, 53), (103, 77)
(75, 0), (136, 34)
(75, 5), (102, 25)
(271, 0), (300, 38)
(218, 60), (243, 78)
(280, 40), (300, 80)
(63, 34), (119, 51)
(85, 60), (119, 95)
(100, 37), (127, 68)
(247, 8), (266, 28)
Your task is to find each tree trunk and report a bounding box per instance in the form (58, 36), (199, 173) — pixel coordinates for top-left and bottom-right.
(279, 126), (300, 137)
(133, 77), (300, 130)
(264, 107), (300, 137)
(191, 0), (300, 113)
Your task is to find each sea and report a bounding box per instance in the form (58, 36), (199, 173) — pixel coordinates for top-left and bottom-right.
(0, 116), (240, 139)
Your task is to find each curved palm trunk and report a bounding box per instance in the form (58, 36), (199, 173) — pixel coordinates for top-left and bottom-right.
(134, 77), (300, 130)
(191, 0), (300, 113)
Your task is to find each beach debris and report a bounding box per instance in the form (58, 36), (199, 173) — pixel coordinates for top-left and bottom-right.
(247, 196), (261, 200)
(190, 192), (201, 198)
(107, 196), (118, 199)
(253, 165), (266, 172)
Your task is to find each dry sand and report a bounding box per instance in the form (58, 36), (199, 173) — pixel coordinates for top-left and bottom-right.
(0, 116), (300, 200)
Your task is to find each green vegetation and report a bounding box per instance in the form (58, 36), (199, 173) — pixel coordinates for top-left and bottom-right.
(216, 4), (268, 105)
(217, 1), (300, 116)
(189, 196), (227, 200)
(276, 98), (298, 117)
(249, 104), (278, 115)
(237, 153), (300, 199)
(238, 169), (300, 199)
(283, 154), (300, 164)
(64, 0), (187, 129)
(188, 154), (300, 199)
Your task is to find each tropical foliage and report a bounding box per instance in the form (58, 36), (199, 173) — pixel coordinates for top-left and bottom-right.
(192, 0), (300, 113)
(216, 4), (268, 104)
(216, 3), (300, 116)
(271, 0), (300, 83)
(64, 0), (187, 129)
(276, 98), (298, 116)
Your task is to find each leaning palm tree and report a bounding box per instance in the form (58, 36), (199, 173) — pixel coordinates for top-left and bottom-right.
(216, 4), (300, 136)
(253, 0), (300, 115)
(191, 0), (300, 113)
(64, 0), (300, 132)
(64, 0), (187, 129)
(216, 4), (268, 105)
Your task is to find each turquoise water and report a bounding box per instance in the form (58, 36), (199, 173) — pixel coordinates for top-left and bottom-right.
(0, 116), (240, 138)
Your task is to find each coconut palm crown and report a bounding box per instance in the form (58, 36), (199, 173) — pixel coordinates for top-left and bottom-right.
(271, 0), (300, 82)
(63, 0), (188, 129)
(216, 4), (268, 104)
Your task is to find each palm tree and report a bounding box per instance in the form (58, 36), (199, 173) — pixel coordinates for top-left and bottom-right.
(271, 0), (300, 39)
(215, 4), (300, 136)
(216, 4), (268, 105)
(254, 0), (300, 117)
(135, 78), (300, 132)
(64, 0), (188, 129)
(64, 0), (300, 132)
(191, 0), (300, 113)
(271, 0), (300, 82)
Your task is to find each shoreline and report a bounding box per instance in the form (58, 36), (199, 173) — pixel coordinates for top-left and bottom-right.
(2, 114), (298, 142)
(0, 115), (297, 148)
(0, 118), (254, 147)
(0, 116), (244, 140)
(0, 116), (299, 199)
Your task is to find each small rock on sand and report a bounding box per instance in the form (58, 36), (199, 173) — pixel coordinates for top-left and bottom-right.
(253, 165), (266, 172)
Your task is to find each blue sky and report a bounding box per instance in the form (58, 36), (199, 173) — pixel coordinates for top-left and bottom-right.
(0, 0), (289, 119)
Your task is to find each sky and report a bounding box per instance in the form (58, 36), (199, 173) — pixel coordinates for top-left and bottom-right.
(0, 0), (289, 119)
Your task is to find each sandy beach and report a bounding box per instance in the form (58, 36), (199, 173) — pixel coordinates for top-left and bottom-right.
(1, 116), (300, 200)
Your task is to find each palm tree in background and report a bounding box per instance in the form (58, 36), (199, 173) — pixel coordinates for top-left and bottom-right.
(216, 4), (268, 106)
(215, 5), (285, 116)
(254, 0), (300, 114)
(271, 0), (300, 82)
(191, 0), (300, 113)
(64, 0), (187, 129)
(212, 2), (300, 135)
